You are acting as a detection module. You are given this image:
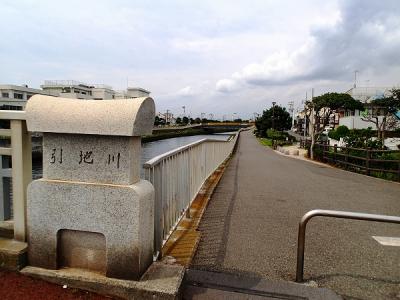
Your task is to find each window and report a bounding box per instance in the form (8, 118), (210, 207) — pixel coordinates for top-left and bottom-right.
(1, 92), (9, 98)
(14, 93), (23, 99)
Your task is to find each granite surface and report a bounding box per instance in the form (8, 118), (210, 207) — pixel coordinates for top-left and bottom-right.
(25, 95), (155, 136)
(27, 179), (154, 280)
(42, 133), (141, 184)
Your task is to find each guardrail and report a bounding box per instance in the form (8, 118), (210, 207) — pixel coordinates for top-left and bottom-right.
(296, 209), (400, 282)
(144, 131), (240, 257)
(0, 110), (32, 241)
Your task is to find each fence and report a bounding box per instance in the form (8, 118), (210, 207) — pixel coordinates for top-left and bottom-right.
(0, 110), (32, 241)
(315, 143), (400, 181)
(144, 131), (240, 256)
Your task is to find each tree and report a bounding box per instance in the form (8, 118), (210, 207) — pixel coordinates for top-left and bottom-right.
(361, 88), (400, 147)
(154, 116), (165, 126)
(255, 105), (292, 137)
(176, 117), (182, 125)
(305, 93), (364, 159)
(182, 116), (189, 125)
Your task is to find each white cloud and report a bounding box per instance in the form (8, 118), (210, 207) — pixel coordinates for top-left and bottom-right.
(215, 0), (400, 94)
(216, 79), (240, 93)
(176, 86), (195, 96)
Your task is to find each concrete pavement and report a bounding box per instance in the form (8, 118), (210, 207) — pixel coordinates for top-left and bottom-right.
(190, 130), (400, 300)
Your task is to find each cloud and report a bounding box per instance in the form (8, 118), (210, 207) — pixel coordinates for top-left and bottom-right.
(176, 86), (195, 96)
(216, 0), (400, 92)
(216, 79), (240, 93)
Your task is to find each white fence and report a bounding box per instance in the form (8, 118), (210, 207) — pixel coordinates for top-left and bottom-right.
(143, 131), (240, 256)
(0, 110), (32, 241)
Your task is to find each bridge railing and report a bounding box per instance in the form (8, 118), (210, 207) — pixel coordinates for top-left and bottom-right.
(0, 110), (32, 242)
(144, 131), (240, 256)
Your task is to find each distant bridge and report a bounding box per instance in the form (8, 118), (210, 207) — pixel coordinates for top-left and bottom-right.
(152, 122), (252, 134)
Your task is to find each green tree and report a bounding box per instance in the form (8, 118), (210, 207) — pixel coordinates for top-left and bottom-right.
(361, 88), (400, 147)
(176, 117), (182, 125)
(154, 116), (165, 126)
(182, 116), (189, 125)
(328, 125), (349, 140)
(255, 105), (292, 137)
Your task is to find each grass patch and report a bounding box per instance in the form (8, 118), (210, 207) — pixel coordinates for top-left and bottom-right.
(258, 138), (273, 147)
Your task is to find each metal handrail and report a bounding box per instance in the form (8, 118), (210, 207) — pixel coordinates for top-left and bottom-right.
(144, 130), (241, 256)
(143, 137), (232, 168)
(296, 209), (400, 282)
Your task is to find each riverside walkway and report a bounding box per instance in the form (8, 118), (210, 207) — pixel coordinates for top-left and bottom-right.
(189, 130), (400, 300)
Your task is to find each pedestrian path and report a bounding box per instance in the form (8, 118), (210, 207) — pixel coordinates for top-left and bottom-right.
(190, 130), (400, 300)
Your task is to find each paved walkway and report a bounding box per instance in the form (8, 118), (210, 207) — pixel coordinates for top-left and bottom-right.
(191, 130), (400, 300)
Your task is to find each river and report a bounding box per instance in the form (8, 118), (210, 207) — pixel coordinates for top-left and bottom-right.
(32, 133), (233, 179)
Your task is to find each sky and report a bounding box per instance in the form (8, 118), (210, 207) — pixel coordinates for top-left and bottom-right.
(1, 0), (400, 120)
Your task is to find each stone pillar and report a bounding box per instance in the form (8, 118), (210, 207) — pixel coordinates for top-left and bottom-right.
(25, 95), (155, 280)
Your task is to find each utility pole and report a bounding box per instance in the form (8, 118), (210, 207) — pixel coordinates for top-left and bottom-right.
(166, 109), (170, 124)
(272, 102), (276, 130)
(209, 113), (214, 120)
(253, 112), (258, 122)
(354, 70), (359, 88)
(304, 92), (308, 137)
(310, 88), (315, 160)
(182, 106), (186, 117)
(288, 101), (294, 129)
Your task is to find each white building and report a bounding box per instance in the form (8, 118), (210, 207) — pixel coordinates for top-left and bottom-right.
(339, 86), (394, 130)
(0, 80), (151, 110)
(0, 84), (56, 110)
(115, 87), (151, 99)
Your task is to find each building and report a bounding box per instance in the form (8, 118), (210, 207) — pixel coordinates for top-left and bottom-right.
(41, 80), (96, 100)
(0, 80), (151, 110)
(0, 84), (56, 110)
(114, 87), (150, 99)
(339, 86), (393, 130)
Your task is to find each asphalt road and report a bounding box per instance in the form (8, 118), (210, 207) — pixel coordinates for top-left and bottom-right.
(191, 130), (400, 300)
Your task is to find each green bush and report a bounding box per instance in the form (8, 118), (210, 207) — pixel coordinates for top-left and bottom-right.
(328, 125), (349, 140)
(343, 128), (382, 149)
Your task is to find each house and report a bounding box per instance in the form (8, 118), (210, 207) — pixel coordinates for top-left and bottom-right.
(339, 86), (393, 130)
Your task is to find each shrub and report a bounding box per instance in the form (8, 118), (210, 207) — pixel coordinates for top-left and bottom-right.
(343, 128), (382, 149)
(328, 125), (349, 140)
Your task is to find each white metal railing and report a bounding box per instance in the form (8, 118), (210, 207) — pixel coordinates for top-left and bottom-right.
(143, 131), (241, 256)
(0, 110), (31, 242)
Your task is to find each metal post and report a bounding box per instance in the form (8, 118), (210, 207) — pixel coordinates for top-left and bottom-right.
(296, 209), (400, 282)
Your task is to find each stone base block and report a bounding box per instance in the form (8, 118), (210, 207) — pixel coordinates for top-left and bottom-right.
(21, 262), (185, 300)
(0, 237), (27, 270)
(27, 179), (154, 280)
(0, 221), (14, 239)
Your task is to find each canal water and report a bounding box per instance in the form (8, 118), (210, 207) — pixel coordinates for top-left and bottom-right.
(32, 133), (233, 179)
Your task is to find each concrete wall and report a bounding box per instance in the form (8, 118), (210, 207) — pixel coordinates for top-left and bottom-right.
(339, 116), (382, 130)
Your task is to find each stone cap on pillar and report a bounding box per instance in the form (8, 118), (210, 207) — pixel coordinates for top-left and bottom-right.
(25, 95), (155, 136)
